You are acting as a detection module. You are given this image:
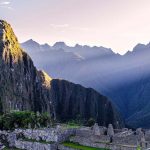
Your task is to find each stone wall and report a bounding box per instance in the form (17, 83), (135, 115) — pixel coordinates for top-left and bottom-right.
(14, 127), (76, 143)
(1, 125), (150, 150)
(15, 140), (57, 150)
(70, 136), (137, 150)
(0, 127), (76, 150)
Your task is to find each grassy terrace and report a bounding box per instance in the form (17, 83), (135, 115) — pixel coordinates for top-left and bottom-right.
(63, 142), (110, 150)
(62, 123), (81, 129)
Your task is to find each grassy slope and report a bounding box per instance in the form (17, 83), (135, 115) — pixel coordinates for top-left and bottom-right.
(63, 142), (109, 150)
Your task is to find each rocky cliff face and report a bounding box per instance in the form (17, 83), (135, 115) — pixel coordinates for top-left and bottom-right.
(49, 79), (123, 127)
(0, 20), (53, 114)
(0, 20), (123, 128)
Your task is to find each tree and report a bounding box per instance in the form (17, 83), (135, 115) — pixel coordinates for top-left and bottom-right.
(87, 118), (95, 127)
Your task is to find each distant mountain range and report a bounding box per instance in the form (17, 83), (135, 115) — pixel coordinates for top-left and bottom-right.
(22, 39), (150, 128)
(0, 20), (123, 128)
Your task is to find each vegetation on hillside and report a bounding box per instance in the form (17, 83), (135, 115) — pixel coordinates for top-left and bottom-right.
(0, 111), (52, 130)
(60, 117), (96, 129)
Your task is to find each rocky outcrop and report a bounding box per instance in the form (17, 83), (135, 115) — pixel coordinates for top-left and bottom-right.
(0, 20), (123, 128)
(0, 20), (37, 113)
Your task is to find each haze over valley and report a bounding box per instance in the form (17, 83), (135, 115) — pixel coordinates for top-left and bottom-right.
(1, 0), (150, 149)
(22, 40), (150, 128)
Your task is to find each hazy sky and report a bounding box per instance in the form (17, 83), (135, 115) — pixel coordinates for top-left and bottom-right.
(1, 0), (150, 54)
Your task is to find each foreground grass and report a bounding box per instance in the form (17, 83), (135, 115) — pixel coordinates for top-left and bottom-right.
(61, 123), (81, 129)
(65, 124), (81, 129)
(63, 142), (109, 150)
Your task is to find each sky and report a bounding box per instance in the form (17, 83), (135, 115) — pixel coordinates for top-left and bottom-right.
(1, 0), (150, 54)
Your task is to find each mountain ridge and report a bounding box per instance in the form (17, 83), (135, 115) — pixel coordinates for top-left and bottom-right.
(0, 20), (124, 128)
(22, 38), (150, 128)
(22, 39), (150, 55)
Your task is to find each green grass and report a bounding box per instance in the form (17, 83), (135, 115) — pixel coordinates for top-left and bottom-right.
(65, 124), (81, 129)
(62, 142), (110, 150)
(62, 122), (81, 129)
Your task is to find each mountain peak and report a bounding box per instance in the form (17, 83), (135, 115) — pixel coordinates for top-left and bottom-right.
(0, 20), (18, 42)
(53, 41), (67, 49)
(24, 39), (40, 45)
(75, 44), (82, 48)
(131, 43), (150, 54)
(133, 43), (145, 51)
(28, 39), (35, 43)
(0, 20), (22, 58)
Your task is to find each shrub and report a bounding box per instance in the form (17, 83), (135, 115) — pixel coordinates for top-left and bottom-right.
(136, 146), (141, 150)
(0, 111), (52, 130)
(87, 118), (96, 127)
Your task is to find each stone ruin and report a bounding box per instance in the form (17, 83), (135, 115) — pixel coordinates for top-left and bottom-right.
(71, 124), (150, 150)
(93, 123), (101, 136)
(0, 124), (150, 150)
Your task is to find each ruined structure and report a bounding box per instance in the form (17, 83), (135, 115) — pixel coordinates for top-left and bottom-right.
(0, 124), (150, 150)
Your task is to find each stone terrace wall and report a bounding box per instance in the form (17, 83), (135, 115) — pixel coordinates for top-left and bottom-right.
(14, 127), (76, 143)
(15, 140), (57, 150)
(70, 136), (137, 150)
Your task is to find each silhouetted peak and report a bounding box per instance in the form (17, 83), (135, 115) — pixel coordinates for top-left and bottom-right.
(124, 50), (131, 55)
(133, 43), (146, 51)
(41, 43), (51, 50)
(53, 41), (67, 49)
(24, 39), (40, 46)
(75, 44), (82, 48)
(0, 20), (22, 58)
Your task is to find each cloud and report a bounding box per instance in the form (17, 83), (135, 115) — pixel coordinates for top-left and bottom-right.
(0, 1), (10, 5)
(0, 1), (13, 10)
(0, 5), (13, 10)
(50, 24), (69, 28)
(50, 23), (95, 32)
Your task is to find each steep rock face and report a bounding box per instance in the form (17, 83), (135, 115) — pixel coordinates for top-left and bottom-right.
(0, 20), (124, 128)
(22, 39), (150, 128)
(0, 20), (52, 114)
(49, 79), (123, 127)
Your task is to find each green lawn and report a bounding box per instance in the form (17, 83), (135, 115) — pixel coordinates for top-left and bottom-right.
(61, 123), (81, 129)
(63, 142), (109, 150)
(65, 124), (81, 129)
